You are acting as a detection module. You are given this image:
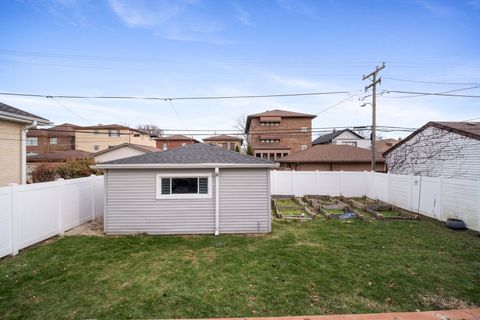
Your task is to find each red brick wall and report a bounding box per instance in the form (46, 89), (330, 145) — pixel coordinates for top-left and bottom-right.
(248, 117), (313, 154)
(155, 140), (198, 150)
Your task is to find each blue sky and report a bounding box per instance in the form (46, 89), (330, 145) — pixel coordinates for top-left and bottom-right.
(1, 0), (480, 138)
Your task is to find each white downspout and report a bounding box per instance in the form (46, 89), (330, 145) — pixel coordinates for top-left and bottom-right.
(21, 121), (37, 184)
(215, 167), (220, 235)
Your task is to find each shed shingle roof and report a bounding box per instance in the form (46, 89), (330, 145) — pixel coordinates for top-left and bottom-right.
(312, 129), (364, 145)
(96, 143), (276, 168)
(277, 144), (384, 163)
(0, 102), (50, 124)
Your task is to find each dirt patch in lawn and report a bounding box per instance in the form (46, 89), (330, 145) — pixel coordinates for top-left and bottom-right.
(65, 217), (104, 236)
(419, 294), (477, 309)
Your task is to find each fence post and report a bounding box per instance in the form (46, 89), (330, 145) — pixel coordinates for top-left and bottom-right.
(90, 174), (96, 220)
(57, 178), (65, 235)
(339, 170), (343, 196)
(271, 170), (275, 195)
(437, 176), (444, 220)
(387, 172), (391, 203)
(408, 174), (414, 211)
(291, 170), (296, 196)
(9, 183), (19, 255)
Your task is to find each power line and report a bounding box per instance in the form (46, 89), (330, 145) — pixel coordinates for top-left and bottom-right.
(49, 97), (94, 125)
(0, 90), (351, 101)
(384, 90), (480, 98)
(316, 93), (358, 115)
(383, 77), (480, 86)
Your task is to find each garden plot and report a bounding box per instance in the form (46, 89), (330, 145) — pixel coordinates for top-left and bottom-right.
(345, 196), (419, 220)
(272, 197), (314, 220)
(304, 196), (362, 220)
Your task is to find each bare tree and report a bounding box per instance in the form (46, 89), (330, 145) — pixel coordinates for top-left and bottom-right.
(234, 115), (248, 152)
(386, 127), (467, 176)
(137, 124), (164, 138)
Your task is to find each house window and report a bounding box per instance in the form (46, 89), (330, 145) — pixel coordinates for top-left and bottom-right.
(301, 145), (308, 150)
(301, 127), (307, 132)
(94, 130), (99, 135)
(260, 121), (280, 126)
(27, 152), (38, 156)
(49, 137), (57, 145)
(342, 141), (357, 147)
(108, 130), (120, 137)
(94, 145), (100, 151)
(26, 137), (38, 146)
(255, 153), (261, 158)
(260, 139), (280, 143)
(156, 173), (212, 199)
(163, 143), (168, 150)
(133, 133), (141, 137)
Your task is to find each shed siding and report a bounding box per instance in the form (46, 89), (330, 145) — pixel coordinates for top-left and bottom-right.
(105, 168), (272, 235)
(219, 169), (270, 233)
(105, 169), (215, 234)
(385, 126), (480, 180)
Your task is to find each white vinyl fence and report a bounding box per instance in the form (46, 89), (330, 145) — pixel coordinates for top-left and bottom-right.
(0, 175), (103, 258)
(271, 170), (480, 232)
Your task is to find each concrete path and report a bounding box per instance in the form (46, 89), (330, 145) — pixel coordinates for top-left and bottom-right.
(211, 309), (480, 320)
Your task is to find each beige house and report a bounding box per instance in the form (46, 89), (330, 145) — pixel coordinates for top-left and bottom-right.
(75, 124), (156, 153)
(93, 143), (159, 163)
(0, 102), (50, 186)
(203, 134), (242, 151)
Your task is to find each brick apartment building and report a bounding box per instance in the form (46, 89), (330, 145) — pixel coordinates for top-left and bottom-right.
(203, 134), (242, 151)
(155, 134), (200, 151)
(26, 123), (80, 156)
(245, 109), (317, 161)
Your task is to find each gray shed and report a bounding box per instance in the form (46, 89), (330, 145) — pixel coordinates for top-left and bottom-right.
(94, 143), (277, 235)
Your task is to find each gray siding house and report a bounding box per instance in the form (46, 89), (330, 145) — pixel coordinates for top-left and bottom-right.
(95, 143), (277, 235)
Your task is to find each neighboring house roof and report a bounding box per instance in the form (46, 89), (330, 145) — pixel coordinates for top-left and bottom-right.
(28, 123), (79, 138)
(312, 129), (364, 145)
(93, 143), (159, 156)
(155, 134), (201, 142)
(375, 138), (400, 154)
(95, 143), (277, 169)
(277, 144), (384, 163)
(28, 150), (92, 162)
(76, 124), (149, 134)
(203, 134), (243, 142)
(383, 121), (480, 156)
(245, 109), (317, 133)
(251, 142), (291, 150)
(0, 102), (51, 125)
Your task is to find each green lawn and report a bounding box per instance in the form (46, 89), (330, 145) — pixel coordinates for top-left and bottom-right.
(1, 219), (479, 319)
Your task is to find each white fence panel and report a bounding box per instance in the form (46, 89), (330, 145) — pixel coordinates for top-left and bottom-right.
(270, 170), (480, 232)
(442, 178), (479, 230)
(339, 172), (367, 197)
(0, 175), (104, 259)
(417, 177), (441, 219)
(0, 187), (12, 258)
(388, 174), (411, 210)
(15, 182), (60, 250)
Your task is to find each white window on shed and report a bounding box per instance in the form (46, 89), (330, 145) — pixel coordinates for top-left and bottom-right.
(156, 173), (212, 199)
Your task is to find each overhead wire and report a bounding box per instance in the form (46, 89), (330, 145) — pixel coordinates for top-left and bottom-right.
(0, 90), (351, 101)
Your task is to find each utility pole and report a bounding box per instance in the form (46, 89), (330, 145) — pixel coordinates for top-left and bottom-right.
(362, 62), (385, 172)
